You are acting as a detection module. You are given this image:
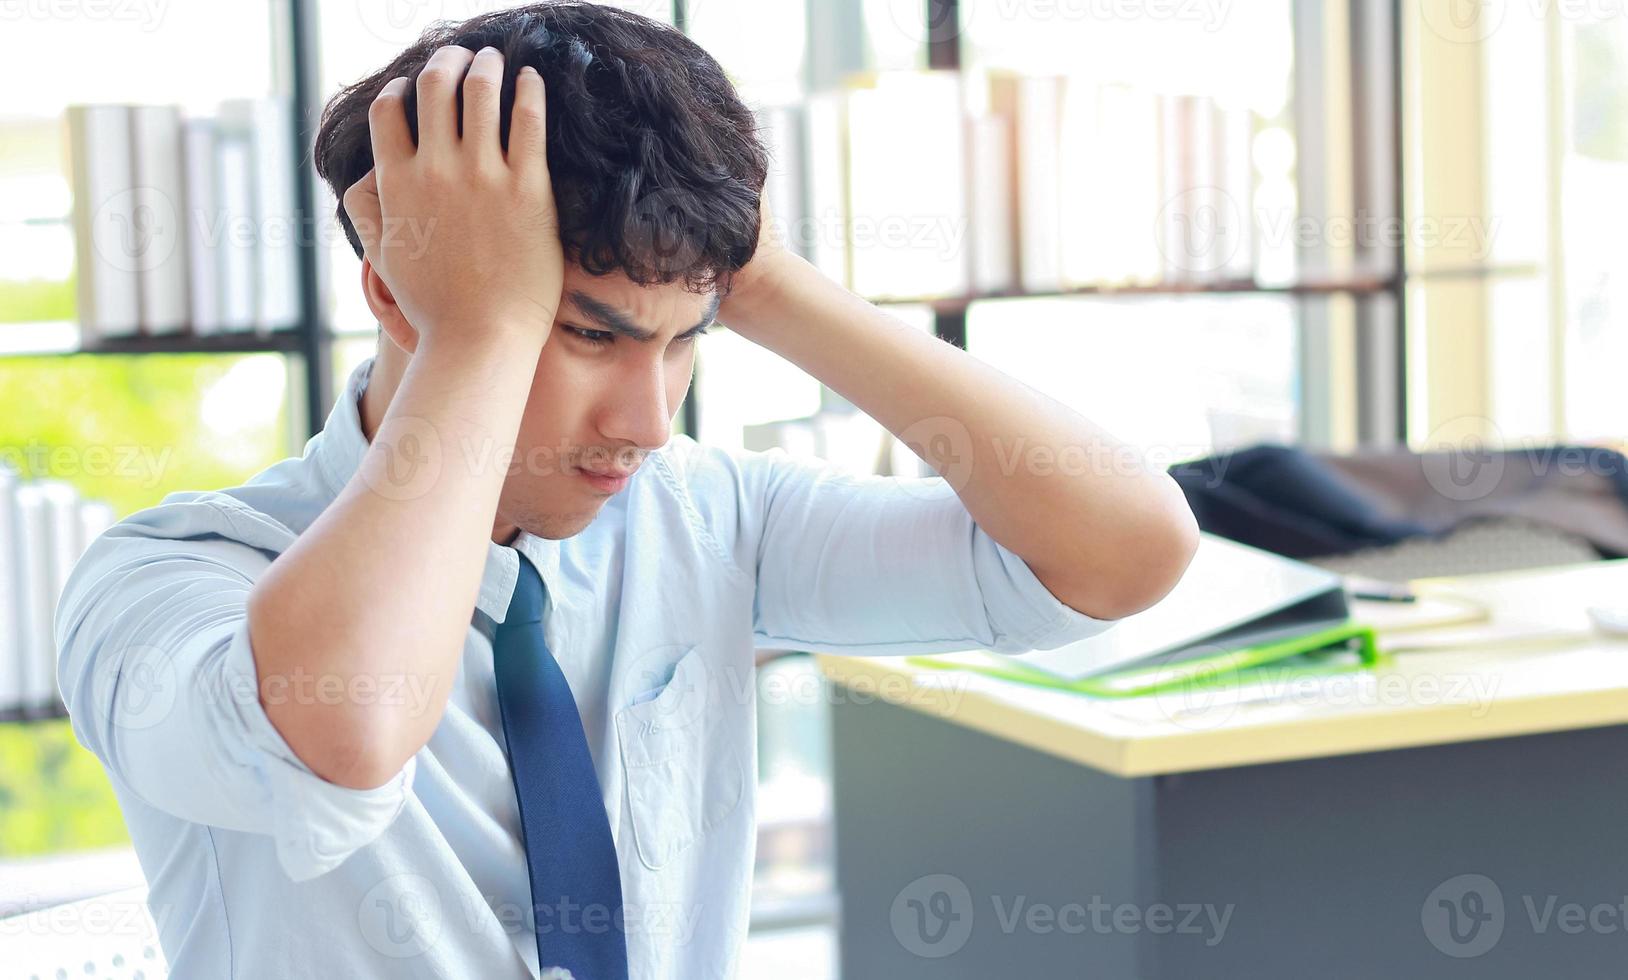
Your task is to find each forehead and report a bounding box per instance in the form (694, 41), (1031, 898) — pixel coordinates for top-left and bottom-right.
(559, 266), (718, 333)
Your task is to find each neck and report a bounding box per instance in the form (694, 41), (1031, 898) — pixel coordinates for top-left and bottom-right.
(358, 342), (402, 444)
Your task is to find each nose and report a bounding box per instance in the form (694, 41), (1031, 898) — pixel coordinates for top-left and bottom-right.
(600, 354), (674, 454)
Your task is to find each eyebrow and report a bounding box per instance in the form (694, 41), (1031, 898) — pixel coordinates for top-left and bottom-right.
(564, 290), (721, 342)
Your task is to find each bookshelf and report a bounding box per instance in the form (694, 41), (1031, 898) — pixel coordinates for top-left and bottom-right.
(913, 0), (1409, 446)
(0, 0), (332, 439)
(0, 323), (313, 358)
(8, 0), (1415, 441)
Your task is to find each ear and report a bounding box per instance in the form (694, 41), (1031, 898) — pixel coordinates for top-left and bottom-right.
(359, 258), (419, 355)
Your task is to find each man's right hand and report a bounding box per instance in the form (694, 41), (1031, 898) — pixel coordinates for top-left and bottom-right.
(342, 44), (563, 352)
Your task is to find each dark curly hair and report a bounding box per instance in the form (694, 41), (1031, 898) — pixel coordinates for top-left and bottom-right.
(313, 1), (769, 295)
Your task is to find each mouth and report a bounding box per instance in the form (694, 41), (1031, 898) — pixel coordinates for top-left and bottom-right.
(576, 463), (636, 495)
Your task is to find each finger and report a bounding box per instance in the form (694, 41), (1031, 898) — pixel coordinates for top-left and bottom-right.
(462, 46), (504, 159)
(368, 77), (414, 171)
(342, 168), (383, 261)
(508, 65), (548, 182)
(416, 44), (476, 155)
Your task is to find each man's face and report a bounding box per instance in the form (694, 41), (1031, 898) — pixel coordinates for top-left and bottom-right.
(495, 264), (718, 542)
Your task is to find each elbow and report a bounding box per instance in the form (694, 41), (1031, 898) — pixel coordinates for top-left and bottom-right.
(1047, 481), (1201, 621)
(317, 751), (412, 793)
(1111, 480), (1200, 617)
(1129, 496), (1201, 613)
(264, 698), (415, 791)
(247, 588), (419, 792)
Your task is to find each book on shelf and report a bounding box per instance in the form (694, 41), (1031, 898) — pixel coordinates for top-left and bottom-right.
(1070, 82), (1164, 287)
(67, 104), (141, 341)
(981, 74), (1262, 294)
(128, 104), (191, 335)
(801, 89), (851, 290)
(214, 121), (259, 332)
(182, 116), (224, 332)
(13, 482), (70, 712)
(735, 70), (1270, 307)
(754, 104), (809, 263)
(1214, 100), (1258, 282)
(65, 97), (302, 344)
(1, 471), (115, 717)
(0, 467), (23, 712)
(965, 112), (1016, 294)
(843, 71), (971, 301)
(988, 72), (1065, 294)
(219, 97), (301, 333)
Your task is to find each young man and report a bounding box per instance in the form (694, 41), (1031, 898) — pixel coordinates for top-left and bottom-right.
(56, 4), (1197, 977)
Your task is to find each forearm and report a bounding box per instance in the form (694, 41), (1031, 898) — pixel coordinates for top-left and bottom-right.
(247, 330), (542, 789)
(722, 254), (1199, 620)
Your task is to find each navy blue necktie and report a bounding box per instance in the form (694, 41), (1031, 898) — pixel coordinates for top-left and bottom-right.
(492, 551), (629, 979)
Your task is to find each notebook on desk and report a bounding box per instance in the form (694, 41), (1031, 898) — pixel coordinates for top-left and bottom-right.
(927, 533), (1353, 684)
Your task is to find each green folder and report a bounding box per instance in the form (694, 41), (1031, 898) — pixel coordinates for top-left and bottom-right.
(907, 620), (1384, 699)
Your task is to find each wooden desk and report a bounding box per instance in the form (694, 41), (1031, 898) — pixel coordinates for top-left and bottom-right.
(817, 561), (1628, 979)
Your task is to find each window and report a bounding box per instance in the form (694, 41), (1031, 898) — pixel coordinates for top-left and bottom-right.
(1560, 16), (1628, 441)
(1405, 3), (1626, 448)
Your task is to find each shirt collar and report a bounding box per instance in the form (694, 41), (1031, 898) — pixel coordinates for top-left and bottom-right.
(307, 355), (561, 625)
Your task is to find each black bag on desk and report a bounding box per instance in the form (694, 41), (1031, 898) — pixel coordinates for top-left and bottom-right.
(1169, 443), (1628, 560)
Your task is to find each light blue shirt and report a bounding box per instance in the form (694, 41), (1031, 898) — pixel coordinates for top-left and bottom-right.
(55, 356), (1116, 979)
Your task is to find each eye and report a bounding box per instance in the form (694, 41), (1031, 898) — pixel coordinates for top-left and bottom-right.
(566, 326), (614, 347)
(677, 326), (710, 345)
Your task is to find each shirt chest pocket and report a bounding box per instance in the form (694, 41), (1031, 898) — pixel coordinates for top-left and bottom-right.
(615, 645), (744, 871)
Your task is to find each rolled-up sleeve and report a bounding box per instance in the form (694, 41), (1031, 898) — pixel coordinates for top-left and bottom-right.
(740, 447), (1118, 656)
(54, 502), (414, 882)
